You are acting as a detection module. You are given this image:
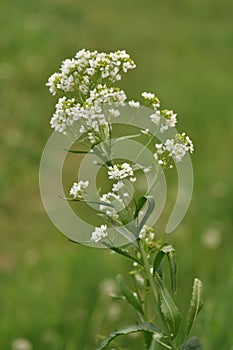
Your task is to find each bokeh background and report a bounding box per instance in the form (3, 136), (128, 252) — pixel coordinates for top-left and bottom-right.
(0, 0), (233, 349)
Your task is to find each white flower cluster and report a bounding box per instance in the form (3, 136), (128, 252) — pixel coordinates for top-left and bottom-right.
(49, 84), (127, 136)
(139, 225), (155, 241)
(91, 224), (108, 242)
(69, 180), (89, 199)
(99, 192), (123, 219)
(154, 133), (194, 165)
(141, 91), (177, 133)
(46, 49), (135, 136)
(46, 49), (136, 96)
(98, 163), (136, 221)
(150, 109), (177, 133)
(128, 100), (140, 109)
(108, 163), (136, 182)
(141, 91), (160, 110)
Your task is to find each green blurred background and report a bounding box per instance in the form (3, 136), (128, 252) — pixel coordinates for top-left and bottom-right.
(0, 0), (233, 349)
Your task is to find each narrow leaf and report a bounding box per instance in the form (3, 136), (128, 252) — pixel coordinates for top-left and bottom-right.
(116, 275), (144, 315)
(102, 242), (142, 266)
(63, 197), (114, 208)
(155, 273), (181, 339)
(185, 278), (204, 337)
(139, 196), (155, 230)
(134, 196), (147, 219)
(115, 133), (141, 141)
(96, 322), (162, 350)
(64, 149), (90, 154)
(166, 249), (177, 294)
(153, 245), (177, 293)
(153, 250), (165, 274)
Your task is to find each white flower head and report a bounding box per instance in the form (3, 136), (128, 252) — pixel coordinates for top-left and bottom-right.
(108, 108), (120, 118)
(112, 181), (124, 192)
(141, 92), (155, 100)
(141, 128), (149, 135)
(91, 224), (108, 242)
(141, 91), (160, 110)
(154, 133), (194, 165)
(108, 163), (134, 180)
(70, 180), (89, 198)
(150, 111), (161, 125)
(128, 100), (140, 108)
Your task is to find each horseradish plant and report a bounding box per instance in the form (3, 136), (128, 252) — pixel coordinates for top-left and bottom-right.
(46, 49), (203, 350)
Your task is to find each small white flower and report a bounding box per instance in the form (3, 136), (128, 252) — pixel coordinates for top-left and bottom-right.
(109, 108), (120, 118)
(88, 132), (96, 144)
(128, 100), (140, 108)
(154, 133), (194, 164)
(143, 167), (151, 173)
(164, 139), (187, 162)
(150, 112), (161, 125)
(108, 163), (134, 180)
(70, 180), (89, 198)
(141, 128), (149, 135)
(91, 224), (108, 242)
(112, 181), (124, 192)
(100, 192), (123, 203)
(123, 192), (129, 197)
(139, 226), (146, 239)
(141, 91), (155, 100)
(129, 177), (136, 182)
(86, 67), (95, 76)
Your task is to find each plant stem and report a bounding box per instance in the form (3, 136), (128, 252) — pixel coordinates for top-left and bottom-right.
(139, 240), (158, 306)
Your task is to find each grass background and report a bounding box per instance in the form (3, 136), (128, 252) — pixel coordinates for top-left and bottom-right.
(0, 0), (233, 349)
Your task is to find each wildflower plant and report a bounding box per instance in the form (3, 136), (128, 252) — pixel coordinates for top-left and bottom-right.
(42, 49), (203, 350)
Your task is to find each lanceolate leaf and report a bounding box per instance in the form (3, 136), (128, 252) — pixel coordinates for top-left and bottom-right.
(185, 278), (204, 337)
(166, 248), (177, 294)
(116, 275), (144, 315)
(102, 243), (142, 266)
(134, 196), (147, 219)
(153, 250), (165, 273)
(96, 322), (163, 350)
(64, 149), (90, 154)
(139, 196), (155, 231)
(153, 245), (177, 293)
(155, 273), (181, 339)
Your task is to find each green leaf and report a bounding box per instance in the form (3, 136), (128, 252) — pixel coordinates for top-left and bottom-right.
(62, 197), (113, 207)
(64, 149), (90, 154)
(115, 133), (141, 142)
(134, 196), (147, 219)
(116, 275), (144, 315)
(155, 273), (181, 339)
(185, 278), (204, 337)
(165, 247), (177, 294)
(96, 322), (162, 350)
(139, 196), (155, 230)
(153, 250), (165, 274)
(153, 245), (177, 293)
(184, 336), (202, 350)
(102, 242), (142, 266)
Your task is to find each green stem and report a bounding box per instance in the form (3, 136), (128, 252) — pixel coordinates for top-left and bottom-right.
(139, 240), (158, 306)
